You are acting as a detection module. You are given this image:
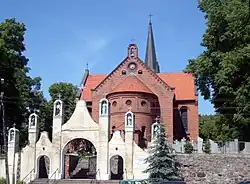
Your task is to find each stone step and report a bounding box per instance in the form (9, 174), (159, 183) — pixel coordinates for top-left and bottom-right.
(31, 179), (120, 184)
(30, 178), (52, 184)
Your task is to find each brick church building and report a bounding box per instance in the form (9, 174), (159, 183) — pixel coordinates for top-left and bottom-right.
(78, 21), (199, 147)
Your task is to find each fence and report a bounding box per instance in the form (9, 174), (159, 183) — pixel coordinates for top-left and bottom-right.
(171, 137), (250, 154)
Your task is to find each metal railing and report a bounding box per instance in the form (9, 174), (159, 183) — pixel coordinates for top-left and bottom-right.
(21, 168), (34, 183)
(46, 168), (59, 184)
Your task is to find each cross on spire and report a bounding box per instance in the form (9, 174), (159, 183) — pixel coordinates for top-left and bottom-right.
(149, 13), (153, 23)
(86, 62), (89, 70)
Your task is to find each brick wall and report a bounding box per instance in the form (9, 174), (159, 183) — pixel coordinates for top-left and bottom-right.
(174, 101), (199, 141)
(91, 58), (175, 141)
(88, 57), (198, 142)
(177, 154), (250, 184)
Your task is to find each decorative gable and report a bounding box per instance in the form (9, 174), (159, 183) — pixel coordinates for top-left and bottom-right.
(93, 44), (174, 95)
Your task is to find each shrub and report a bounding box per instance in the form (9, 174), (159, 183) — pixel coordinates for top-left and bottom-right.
(0, 177), (6, 184)
(184, 141), (194, 154)
(203, 139), (211, 154)
(0, 178), (26, 184)
(17, 180), (26, 184)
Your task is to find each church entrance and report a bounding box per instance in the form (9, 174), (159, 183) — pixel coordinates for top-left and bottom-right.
(62, 138), (97, 179)
(110, 155), (124, 180)
(37, 155), (50, 179)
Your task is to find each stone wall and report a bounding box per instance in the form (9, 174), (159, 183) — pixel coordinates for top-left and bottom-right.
(177, 154), (250, 184)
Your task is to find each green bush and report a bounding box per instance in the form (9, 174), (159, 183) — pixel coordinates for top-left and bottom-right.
(203, 139), (211, 154)
(0, 178), (25, 184)
(0, 177), (6, 184)
(184, 141), (194, 154)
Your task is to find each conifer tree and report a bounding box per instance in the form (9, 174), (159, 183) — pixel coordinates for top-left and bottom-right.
(143, 123), (182, 182)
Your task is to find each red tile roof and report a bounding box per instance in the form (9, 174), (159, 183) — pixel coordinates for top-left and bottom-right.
(82, 74), (106, 101)
(81, 72), (196, 101)
(158, 72), (195, 100)
(110, 74), (154, 94)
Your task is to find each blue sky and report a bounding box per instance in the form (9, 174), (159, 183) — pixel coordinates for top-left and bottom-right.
(0, 0), (215, 115)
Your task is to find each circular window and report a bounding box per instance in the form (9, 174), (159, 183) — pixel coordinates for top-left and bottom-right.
(112, 101), (117, 107)
(141, 100), (147, 107)
(126, 100), (132, 106)
(128, 63), (136, 70)
(122, 70), (126, 75)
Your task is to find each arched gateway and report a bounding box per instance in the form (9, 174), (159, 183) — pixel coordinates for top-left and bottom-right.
(62, 138), (97, 179)
(110, 155), (124, 180)
(37, 155), (50, 179)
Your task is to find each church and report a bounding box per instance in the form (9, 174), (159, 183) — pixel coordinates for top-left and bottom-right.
(0, 21), (198, 183)
(79, 20), (198, 143)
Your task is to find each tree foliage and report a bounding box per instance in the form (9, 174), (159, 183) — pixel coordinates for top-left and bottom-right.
(144, 124), (182, 182)
(184, 141), (194, 154)
(48, 82), (77, 123)
(199, 114), (232, 141)
(185, 0), (250, 140)
(0, 19), (77, 147)
(0, 18), (43, 147)
(203, 139), (211, 154)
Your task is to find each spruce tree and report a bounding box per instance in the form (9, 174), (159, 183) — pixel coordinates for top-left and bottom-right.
(143, 123), (182, 182)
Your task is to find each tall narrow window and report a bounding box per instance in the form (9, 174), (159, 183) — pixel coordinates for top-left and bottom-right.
(180, 106), (188, 133)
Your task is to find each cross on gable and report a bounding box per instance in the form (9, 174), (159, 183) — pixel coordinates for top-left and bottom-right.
(131, 38), (136, 43)
(154, 116), (160, 123)
(102, 92), (108, 98)
(58, 93), (61, 100)
(13, 123), (16, 128)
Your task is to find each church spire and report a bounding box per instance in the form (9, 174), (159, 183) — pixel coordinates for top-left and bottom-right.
(145, 15), (160, 73)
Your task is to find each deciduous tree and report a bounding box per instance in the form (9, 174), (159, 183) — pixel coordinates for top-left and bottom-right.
(48, 82), (77, 123)
(0, 18), (44, 147)
(185, 0), (250, 140)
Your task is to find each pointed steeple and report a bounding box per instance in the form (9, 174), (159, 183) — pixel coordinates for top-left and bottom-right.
(145, 15), (160, 73)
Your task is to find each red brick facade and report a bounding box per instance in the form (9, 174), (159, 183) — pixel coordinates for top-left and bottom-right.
(80, 44), (198, 145)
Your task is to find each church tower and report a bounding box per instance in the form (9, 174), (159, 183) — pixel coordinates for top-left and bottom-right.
(145, 16), (160, 73)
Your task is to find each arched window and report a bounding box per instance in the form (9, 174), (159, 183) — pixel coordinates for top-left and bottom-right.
(101, 100), (108, 115)
(180, 106), (188, 133)
(126, 113), (132, 126)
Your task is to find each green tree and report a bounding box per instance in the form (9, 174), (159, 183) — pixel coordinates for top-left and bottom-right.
(203, 139), (211, 154)
(144, 124), (182, 182)
(0, 18), (44, 147)
(184, 141), (194, 154)
(185, 0), (250, 140)
(199, 114), (232, 141)
(41, 82), (77, 139)
(48, 82), (77, 123)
